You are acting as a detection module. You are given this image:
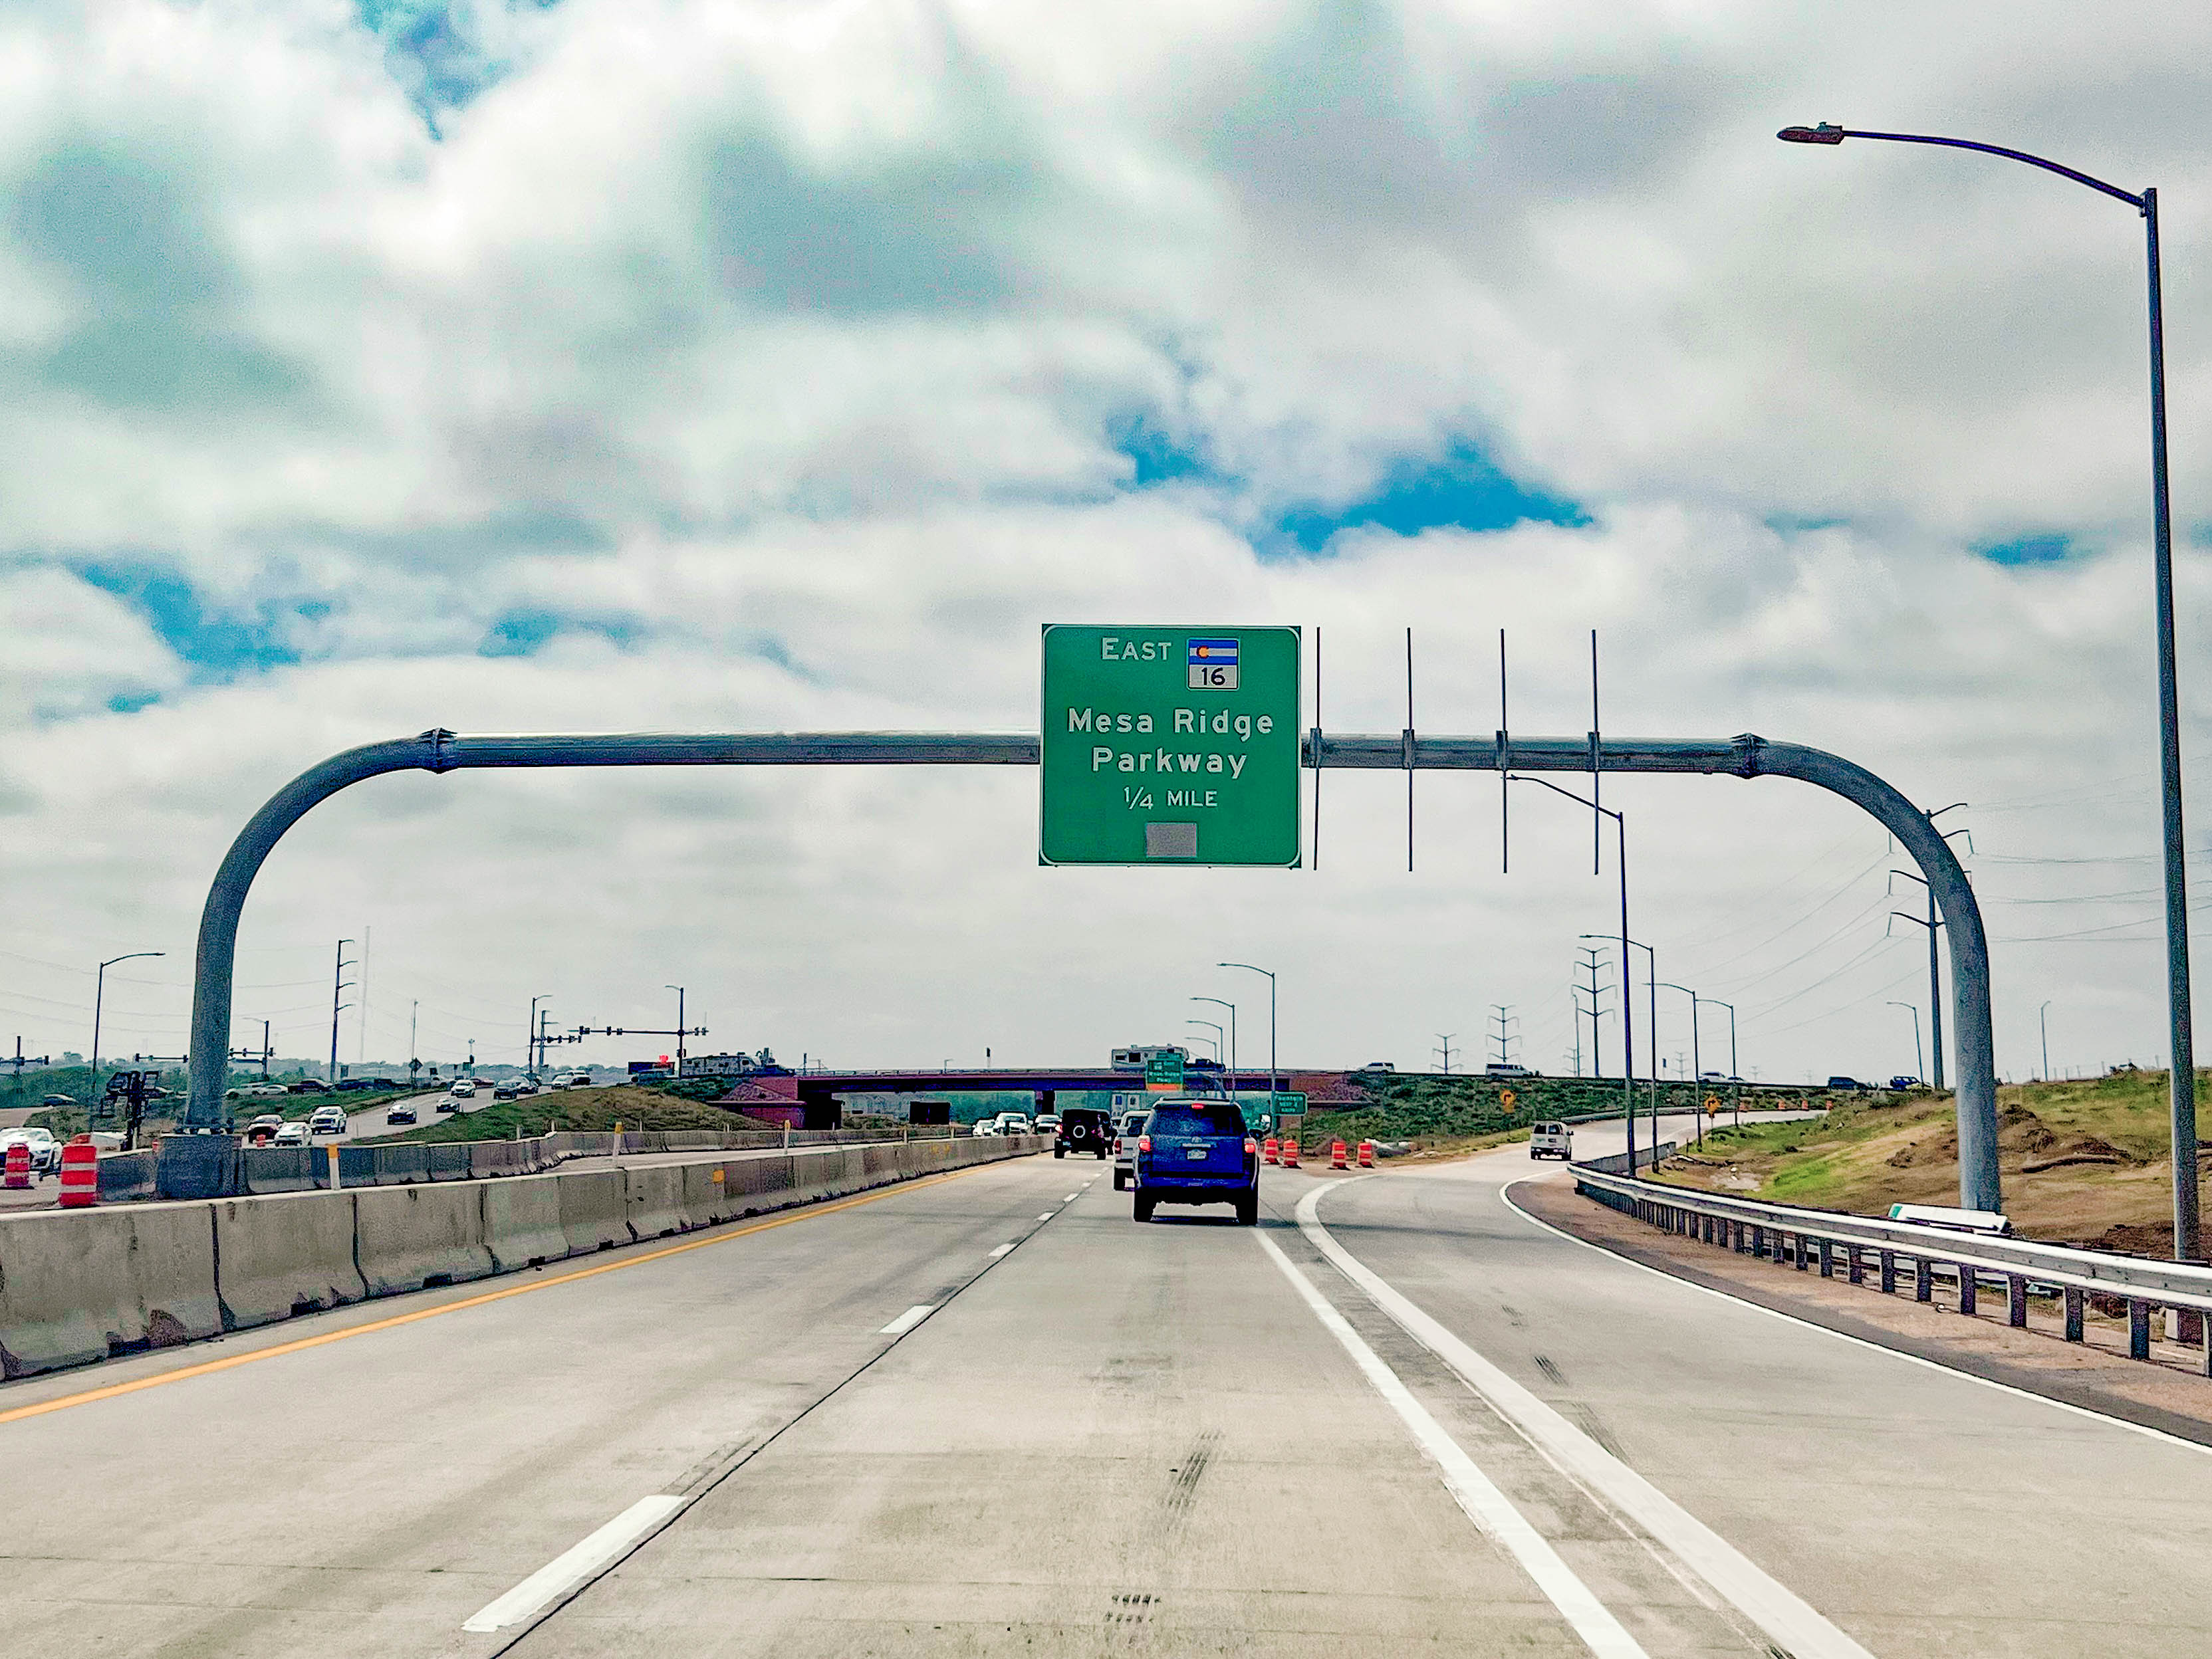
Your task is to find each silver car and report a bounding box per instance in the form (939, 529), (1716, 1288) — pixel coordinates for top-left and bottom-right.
(1112, 1110), (1148, 1192)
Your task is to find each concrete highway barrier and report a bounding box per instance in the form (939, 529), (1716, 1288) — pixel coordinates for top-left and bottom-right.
(213, 1191), (366, 1329)
(354, 1183), (496, 1296)
(0, 1133), (1046, 1380)
(0, 1206), (222, 1378)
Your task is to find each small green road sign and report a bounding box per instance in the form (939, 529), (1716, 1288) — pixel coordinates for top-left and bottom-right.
(1040, 625), (1301, 866)
(1144, 1050), (1186, 1090)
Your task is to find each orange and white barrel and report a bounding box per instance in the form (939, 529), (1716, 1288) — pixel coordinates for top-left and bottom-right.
(57, 1139), (98, 1208)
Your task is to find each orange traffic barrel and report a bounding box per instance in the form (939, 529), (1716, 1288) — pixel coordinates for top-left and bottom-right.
(1330, 1140), (1348, 1170)
(1281, 1138), (1300, 1168)
(1263, 1137), (1279, 1164)
(3, 1141), (28, 1189)
(57, 1139), (98, 1208)
(1357, 1141), (1375, 1168)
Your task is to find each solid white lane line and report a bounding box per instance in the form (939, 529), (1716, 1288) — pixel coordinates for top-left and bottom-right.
(989, 1243), (1016, 1258)
(1256, 1232), (1648, 1659)
(879, 1304), (935, 1336)
(1297, 1182), (1876, 1659)
(462, 1495), (685, 1632)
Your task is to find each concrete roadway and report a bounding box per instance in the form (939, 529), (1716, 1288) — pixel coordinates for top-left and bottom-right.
(2, 1126), (2209, 1654)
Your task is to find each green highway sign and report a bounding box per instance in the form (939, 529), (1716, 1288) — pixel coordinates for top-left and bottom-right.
(1144, 1050), (1186, 1090)
(1040, 624), (1301, 866)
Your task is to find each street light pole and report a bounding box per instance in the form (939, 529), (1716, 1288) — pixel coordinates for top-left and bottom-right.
(1193, 996), (1239, 1097)
(1658, 984), (1706, 1149)
(92, 952), (164, 1079)
(2041, 1000), (2054, 1082)
(1779, 120), (2195, 1257)
(1888, 1000), (1925, 1083)
(1219, 964), (1277, 1126)
(1708, 999), (1739, 1127)
(1186, 1020), (1223, 1071)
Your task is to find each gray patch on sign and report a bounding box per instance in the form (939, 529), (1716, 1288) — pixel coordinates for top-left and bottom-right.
(1146, 822), (1197, 858)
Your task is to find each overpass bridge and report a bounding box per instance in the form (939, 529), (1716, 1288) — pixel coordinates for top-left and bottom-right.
(730, 1066), (1303, 1129)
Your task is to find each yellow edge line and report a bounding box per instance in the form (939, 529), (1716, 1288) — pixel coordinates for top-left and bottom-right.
(0, 1160), (999, 1427)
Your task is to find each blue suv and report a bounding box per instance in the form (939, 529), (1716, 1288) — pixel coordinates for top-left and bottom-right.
(1132, 1099), (1260, 1226)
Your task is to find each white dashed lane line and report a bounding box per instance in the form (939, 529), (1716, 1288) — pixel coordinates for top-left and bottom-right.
(462, 1495), (684, 1632)
(989, 1243), (1016, 1258)
(878, 1304), (935, 1336)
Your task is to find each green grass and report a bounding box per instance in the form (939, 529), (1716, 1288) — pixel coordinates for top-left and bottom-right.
(386, 1085), (767, 1143)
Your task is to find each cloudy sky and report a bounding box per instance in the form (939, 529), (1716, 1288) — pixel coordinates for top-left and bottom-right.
(5, 0), (2211, 1088)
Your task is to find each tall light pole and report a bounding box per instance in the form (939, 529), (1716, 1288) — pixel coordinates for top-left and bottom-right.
(328, 939), (355, 1084)
(1707, 998), (1739, 1127)
(1888, 1000), (1925, 1083)
(1219, 964), (1277, 1125)
(1779, 121), (2195, 1257)
(92, 952), (164, 1077)
(1503, 776), (1636, 1166)
(2041, 1000), (2054, 1083)
(666, 985), (686, 1077)
(1658, 983), (1707, 1149)
(529, 994), (551, 1075)
(1193, 996), (1239, 1096)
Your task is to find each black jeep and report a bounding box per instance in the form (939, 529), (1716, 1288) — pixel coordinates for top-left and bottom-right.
(1055, 1107), (1113, 1161)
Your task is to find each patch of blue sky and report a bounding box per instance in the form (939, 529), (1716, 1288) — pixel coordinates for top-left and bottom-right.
(1765, 513), (1852, 536)
(476, 608), (641, 658)
(1978, 533), (2076, 566)
(355, 0), (557, 130)
(72, 559), (310, 682)
(1109, 415), (1221, 489)
(1271, 442), (1590, 553)
(106, 691), (162, 715)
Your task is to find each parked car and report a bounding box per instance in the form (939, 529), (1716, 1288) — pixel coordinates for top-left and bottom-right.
(1130, 1099), (1259, 1225)
(1529, 1121), (1573, 1161)
(1054, 1107), (1112, 1161)
(1888, 1075), (1922, 1091)
(286, 1081), (322, 1095)
(1112, 1110), (1149, 1190)
(271, 1121), (310, 1147)
(39, 1093), (77, 1108)
(1824, 1076), (1870, 1093)
(241, 1082), (289, 1098)
(385, 1103), (418, 1125)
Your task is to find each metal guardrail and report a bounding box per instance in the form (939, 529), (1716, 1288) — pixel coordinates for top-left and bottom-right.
(1572, 1162), (2212, 1370)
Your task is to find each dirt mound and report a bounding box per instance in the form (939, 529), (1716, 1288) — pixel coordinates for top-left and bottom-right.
(1996, 1104), (2057, 1153)
(2021, 1134), (2133, 1174)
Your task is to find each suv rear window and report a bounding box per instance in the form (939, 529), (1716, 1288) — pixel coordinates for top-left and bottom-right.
(1146, 1103), (1248, 1137)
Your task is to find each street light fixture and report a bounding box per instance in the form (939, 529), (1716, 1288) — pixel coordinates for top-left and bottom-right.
(1658, 983), (1710, 1149)
(1219, 964), (1277, 1126)
(1778, 121), (2196, 1257)
(1186, 1020), (1223, 1070)
(92, 952), (165, 1076)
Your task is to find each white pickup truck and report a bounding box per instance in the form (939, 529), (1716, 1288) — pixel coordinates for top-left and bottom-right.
(1528, 1121), (1573, 1161)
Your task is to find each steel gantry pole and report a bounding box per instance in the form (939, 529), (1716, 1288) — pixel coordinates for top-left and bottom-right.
(184, 727), (1999, 1210)
(1779, 120), (2191, 1248)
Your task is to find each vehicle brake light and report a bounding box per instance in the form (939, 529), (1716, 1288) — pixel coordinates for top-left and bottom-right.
(1138, 1135), (1151, 1153)
(1244, 1138), (1257, 1156)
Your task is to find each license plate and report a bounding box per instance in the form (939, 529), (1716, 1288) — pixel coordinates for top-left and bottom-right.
(1185, 1146), (1207, 1161)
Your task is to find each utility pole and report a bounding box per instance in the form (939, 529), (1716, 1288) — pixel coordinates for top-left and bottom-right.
(410, 1001), (419, 1088)
(2040, 1000), (2053, 1083)
(1575, 946), (1609, 1082)
(328, 939), (356, 1085)
(1434, 1034), (1458, 1074)
(1487, 1005), (1519, 1068)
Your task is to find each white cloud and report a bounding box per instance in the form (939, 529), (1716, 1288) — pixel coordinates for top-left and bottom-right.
(3, 0), (2211, 1090)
